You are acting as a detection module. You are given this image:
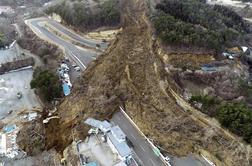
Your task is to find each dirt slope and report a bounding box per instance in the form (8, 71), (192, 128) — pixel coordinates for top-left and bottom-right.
(45, 0), (252, 165)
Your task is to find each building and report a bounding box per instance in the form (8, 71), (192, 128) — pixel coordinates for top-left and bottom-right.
(84, 118), (133, 163)
(85, 118), (111, 133)
(0, 133), (7, 155)
(107, 126), (132, 161)
(0, 6), (14, 14)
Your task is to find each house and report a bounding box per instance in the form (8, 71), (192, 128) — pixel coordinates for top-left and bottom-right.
(107, 126), (132, 161)
(84, 119), (133, 162)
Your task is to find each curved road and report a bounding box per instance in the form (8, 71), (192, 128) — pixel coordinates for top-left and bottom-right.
(27, 18), (106, 70)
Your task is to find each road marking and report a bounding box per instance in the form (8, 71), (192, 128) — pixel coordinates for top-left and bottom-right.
(140, 145), (146, 152)
(68, 51), (87, 70)
(149, 159), (156, 166)
(130, 134), (136, 140)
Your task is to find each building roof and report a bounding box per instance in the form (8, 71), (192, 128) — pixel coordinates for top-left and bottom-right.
(85, 162), (99, 166)
(63, 83), (71, 96)
(107, 127), (131, 158)
(114, 161), (127, 166)
(84, 118), (111, 133)
(111, 126), (126, 142)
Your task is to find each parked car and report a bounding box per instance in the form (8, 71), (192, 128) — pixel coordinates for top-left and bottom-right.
(74, 66), (81, 72)
(17, 92), (22, 99)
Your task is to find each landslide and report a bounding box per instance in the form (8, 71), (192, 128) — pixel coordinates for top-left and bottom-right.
(45, 0), (252, 165)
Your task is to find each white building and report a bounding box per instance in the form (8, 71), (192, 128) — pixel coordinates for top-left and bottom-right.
(107, 126), (132, 161)
(0, 133), (7, 155)
(0, 6), (14, 14)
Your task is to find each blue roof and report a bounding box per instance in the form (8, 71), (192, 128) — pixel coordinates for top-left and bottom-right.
(85, 162), (99, 166)
(63, 83), (71, 96)
(4, 124), (16, 133)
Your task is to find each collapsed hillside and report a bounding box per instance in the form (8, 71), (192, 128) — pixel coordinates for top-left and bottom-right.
(41, 0), (252, 165)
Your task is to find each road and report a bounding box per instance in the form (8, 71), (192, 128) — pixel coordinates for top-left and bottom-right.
(112, 111), (212, 166)
(26, 18), (106, 70)
(112, 111), (166, 166)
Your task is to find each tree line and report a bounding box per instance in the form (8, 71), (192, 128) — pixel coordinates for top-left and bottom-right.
(46, 0), (121, 30)
(153, 0), (250, 51)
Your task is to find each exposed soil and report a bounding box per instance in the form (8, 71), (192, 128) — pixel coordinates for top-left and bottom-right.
(39, 0), (252, 165)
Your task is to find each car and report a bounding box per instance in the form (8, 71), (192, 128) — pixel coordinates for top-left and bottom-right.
(164, 156), (172, 166)
(17, 92), (22, 99)
(126, 137), (134, 148)
(74, 66), (81, 72)
(65, 57), (70, 62)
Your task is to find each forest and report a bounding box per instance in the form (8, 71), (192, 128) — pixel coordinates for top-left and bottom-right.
(46, 0), (121, 30)
(153, 0), (250, 51)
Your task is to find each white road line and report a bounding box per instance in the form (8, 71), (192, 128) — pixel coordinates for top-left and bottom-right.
(149, 159), (156, 166)
(140, 145), (146, 152)
(68, 51), (87, 70)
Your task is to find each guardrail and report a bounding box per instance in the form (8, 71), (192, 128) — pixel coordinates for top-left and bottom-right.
(119, 106), (170, 166)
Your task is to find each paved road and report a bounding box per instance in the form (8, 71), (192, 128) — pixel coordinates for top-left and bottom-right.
(47, 20), (108, 50)
(112, 111), (212, 166)
(27, 18), (106, 70)
(112, 111), (166, 166)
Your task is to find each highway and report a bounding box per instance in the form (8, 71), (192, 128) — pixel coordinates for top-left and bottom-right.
(26, 18), (106, 70)
(112, 111), (166, 166)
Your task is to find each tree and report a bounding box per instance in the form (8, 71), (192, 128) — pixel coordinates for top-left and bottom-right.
(217, 103), (252, 143)
(31, 70), (62, 102)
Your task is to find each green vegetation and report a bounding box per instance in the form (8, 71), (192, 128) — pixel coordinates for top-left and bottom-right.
(0, 33), (5, 47)
(190, 95), (252, 144)
(153, 0), (250, 50)
(46, 0), (120, 30)
(238, 80), (252, 103)
(189, 95), (219, 116)
(217, 103), (252, 143)
(30, 69), (62, 102)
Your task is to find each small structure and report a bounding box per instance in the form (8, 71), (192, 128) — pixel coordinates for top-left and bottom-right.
(0, 133), (7, 155)
(63, 83), (71, 96)
(85, 118), (112, 133)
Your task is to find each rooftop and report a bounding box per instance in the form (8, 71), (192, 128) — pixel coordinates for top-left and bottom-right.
(111, 126), (126, 142)
(107, 129), (131, 158)
(85, 118), (112, 133)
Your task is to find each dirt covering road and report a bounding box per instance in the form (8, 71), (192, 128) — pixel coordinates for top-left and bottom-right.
(43, 0), (252, 165)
